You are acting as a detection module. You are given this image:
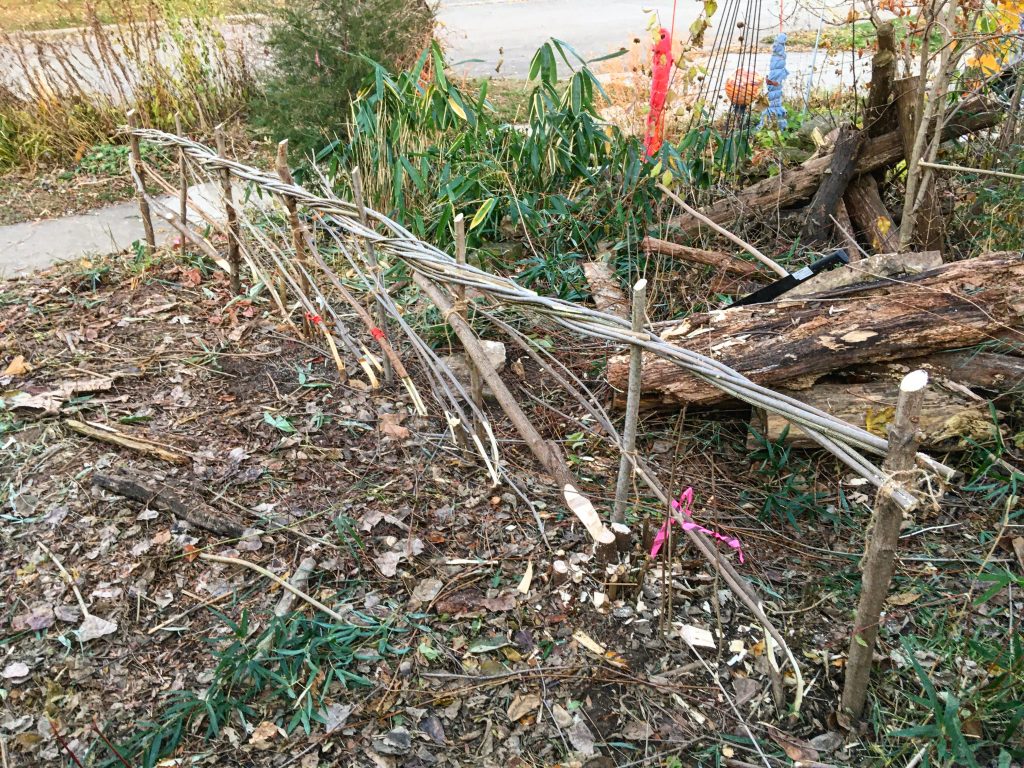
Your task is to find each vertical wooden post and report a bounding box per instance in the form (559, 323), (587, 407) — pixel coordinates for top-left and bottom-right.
(894, 77), (944, 254)
(612, 279), (647, 525)
(454, 213), (485, 439)
(351, 166), (392, 384)
(174, 114), (187, 260)
(127, 110), (156, 254)
(214, 125), (242, 294)
(841, 369), (928, 720)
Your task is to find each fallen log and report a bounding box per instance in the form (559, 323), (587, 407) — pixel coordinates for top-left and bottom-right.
(93, 468), (245, 538)
(752, 380), (1001, 450)
(669, 100), (1000, 236)
(863, 350), (1024, 393)
(785, 250), (941, 299)
(843, 175), (900, 253)
(641, 236), (760, 276)
(607, 251), (1024, 406)
(583, 261), (628, 318)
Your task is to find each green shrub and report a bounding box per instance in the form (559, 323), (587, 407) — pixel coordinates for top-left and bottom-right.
(251, 0), (435, 155)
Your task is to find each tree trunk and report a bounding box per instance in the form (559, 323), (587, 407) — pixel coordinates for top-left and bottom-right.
(865, 22), (897, 135)
(844, 175), (900, 254)
(668, 101), (999, 236)
(607, 252), (1024, 406)
(894, 77), (945, 253)
(800, 126), (865, 246)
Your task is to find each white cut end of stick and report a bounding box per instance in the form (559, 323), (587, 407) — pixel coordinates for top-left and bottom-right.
(517, 560), (534, 594)
(563, 484), (616, 544)
(901, 369), (929, 392)
(633, 278), (648, 292)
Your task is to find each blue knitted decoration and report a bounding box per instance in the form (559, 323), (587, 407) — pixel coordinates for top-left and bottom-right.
(758, 33), (789, 130)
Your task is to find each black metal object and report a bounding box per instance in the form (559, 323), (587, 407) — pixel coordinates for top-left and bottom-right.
(728, 249), (850, 307)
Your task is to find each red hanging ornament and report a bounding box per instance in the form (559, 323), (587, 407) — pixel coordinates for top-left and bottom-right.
(643, 27), (674, 158)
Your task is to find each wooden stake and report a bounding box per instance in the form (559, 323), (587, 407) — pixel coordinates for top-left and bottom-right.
(351, 167), (393, 384)
(840, 369), (928, 721)
(612, 279), (646, 525)
(214, 126), (242, 294)
(275, 139), (314, 319)
(174, 114), (187, 260)
(454, 213), (485, 438)
(126, 111), (156, 254)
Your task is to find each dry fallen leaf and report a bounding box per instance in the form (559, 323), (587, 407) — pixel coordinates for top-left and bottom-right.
(74, 614), (118, 643)
(763, 723), (820, 762)
(379, 412), (411, 440)
(887, 591), (921, 606)
(506, 693), (541, 722)
(249, 720), (284, 750)
(3, 355), (29, 376)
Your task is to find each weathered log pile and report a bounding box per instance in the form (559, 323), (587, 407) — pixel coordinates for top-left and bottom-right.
(620, 27), (1019, 449)
(608, 251), (1024, 448)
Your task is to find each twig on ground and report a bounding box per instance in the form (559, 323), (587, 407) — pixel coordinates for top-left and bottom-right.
(198, 552), (345, 622)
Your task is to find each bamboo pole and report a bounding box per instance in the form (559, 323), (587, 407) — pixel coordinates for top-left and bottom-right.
(174, 114), (187, 260)
(841, 369), (928, 720)
(127, 110), (156, 254)
(351, 167), (393, 384)
(612, 279), (646, 525)
(413, 272), (573, 487)
(214, 126), (242, 294)
(275, 139), (316, 322)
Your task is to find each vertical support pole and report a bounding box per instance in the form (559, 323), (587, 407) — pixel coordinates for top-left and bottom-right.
(174, 113), (187, 260)
(612, 279), (647, 525)
(127, 110), (156, 254)
(454, 213), (485, 440)
(840, 370), (928, 721)
(275, 139), (313, 319)
(351, 166), (393, 384)
(214, 125), (242, 295)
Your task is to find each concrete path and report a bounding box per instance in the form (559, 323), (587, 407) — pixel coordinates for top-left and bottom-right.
(0, 183), (236, 279)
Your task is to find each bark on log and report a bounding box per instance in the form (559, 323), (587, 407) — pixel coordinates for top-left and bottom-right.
(93, 468), (245, 538)
(607, 251), (1024, 406)
(583, 261), (628, 318)
(862, 351), (1024, 393)
(865, 23), (897, 135)
(833, 200), (862, 261)
(894, 77), (944, 253)
(843, 175), (901, 254)
(800, 126), (866, 246)
(642, 236), (759, 276)
(753, 380), (1000, 450)
(784, 249), (941, 299)
(669, 101), (999, 235)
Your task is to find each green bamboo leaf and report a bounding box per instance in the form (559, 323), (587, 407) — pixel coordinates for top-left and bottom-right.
(469, 197), (497, 230)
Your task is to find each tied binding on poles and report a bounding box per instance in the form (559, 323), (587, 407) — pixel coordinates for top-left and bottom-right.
(757, 33), (789, 130)
(644, 27), (674, 157)
(651, 487), (746, 563)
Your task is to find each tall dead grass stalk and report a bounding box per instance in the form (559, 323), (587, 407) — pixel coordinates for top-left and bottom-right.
(0, 0), (259, 170)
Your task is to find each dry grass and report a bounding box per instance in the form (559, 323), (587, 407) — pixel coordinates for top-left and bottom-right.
(0, 0), (245, 32)
(0, 0), (258, 170)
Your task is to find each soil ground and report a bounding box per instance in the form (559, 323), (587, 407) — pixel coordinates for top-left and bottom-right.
(0, 251), (1020, 767)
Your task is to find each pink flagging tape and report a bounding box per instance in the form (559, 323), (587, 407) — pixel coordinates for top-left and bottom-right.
(650, 487), (745, 563)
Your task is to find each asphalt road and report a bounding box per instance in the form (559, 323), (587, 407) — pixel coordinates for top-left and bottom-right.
(438, 0), (835, 76)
